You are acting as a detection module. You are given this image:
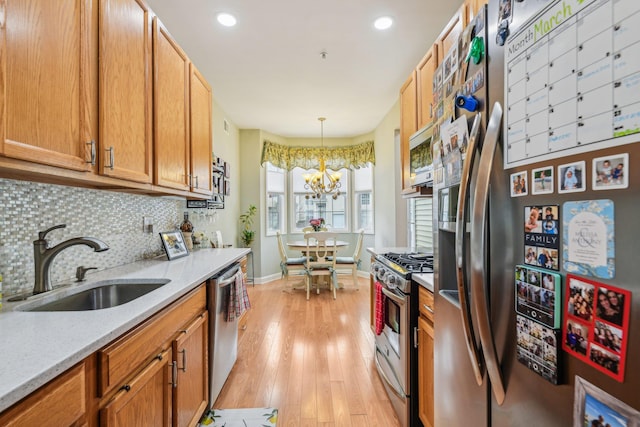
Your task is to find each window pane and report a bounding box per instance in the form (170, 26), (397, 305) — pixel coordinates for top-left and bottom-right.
(355, 192), (374, 232)
(267, 163), (285, 193)
(267, 193), (284, 233)
(292, 194), (347, 231)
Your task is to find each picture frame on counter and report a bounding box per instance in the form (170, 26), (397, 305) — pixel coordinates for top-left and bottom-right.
(159, 231), (190, 260)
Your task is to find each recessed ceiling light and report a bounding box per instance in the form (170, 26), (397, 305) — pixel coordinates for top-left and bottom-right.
(217, 13), (237, 27)
(374, 16), (393, 30)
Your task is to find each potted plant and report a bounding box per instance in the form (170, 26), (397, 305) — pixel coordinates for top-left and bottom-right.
(239, 204), (257, 247)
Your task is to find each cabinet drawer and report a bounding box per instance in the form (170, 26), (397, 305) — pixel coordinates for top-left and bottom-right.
(98, 285), (206, 397)
(419, 286), (435, 322)
(0, 363), (86, 426)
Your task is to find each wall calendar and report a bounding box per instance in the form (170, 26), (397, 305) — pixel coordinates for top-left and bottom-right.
(504, 0), (640, 168)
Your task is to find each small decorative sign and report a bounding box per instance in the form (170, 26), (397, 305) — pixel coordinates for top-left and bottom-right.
(563, 200), (614, 279)
(563, 275), (631, 382)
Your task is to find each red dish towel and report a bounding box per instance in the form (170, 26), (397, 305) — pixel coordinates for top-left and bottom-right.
(375, 281), (385, 335)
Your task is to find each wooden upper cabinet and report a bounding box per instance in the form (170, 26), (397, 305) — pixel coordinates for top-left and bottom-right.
(466, 0), (489, 20)
(99, 0), (153, 183)
(436, 4), (468, 63)
(0, 0), (98, 171)
(400, 71), (417, 194)
(189, 65), (214, 196)
(416, 45), (438, 130)
(153, 17), (190, 192)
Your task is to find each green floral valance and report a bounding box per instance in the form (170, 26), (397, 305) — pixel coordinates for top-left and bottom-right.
(260, 140), (375, 171)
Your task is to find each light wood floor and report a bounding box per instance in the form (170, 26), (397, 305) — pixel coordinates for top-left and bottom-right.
(213, 276), (401, 427)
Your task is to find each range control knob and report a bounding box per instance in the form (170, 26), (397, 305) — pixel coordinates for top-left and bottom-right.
(386, 274), (397, 289)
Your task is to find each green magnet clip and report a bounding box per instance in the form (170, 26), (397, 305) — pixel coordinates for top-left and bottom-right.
(466, 36), (485, 64)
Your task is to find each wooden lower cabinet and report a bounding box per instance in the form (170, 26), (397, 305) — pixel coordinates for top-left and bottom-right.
(418, 285), (435, 427)
(0, 363), (87, 426)
(0, 284), (209, 427)
(173, 312), (209, 427)
(100, 348), (173, 427)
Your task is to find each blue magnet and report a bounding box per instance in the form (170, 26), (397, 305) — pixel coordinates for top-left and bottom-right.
(456, 94), (479, 112)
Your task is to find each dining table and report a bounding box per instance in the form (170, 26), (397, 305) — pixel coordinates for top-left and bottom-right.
(286, 239), (350, 291)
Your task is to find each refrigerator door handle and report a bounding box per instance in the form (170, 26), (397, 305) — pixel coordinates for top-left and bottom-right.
(470, 102), (506, 405)
(455, 113), (484, 386)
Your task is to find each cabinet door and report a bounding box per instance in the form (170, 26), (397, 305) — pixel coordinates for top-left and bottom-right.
(416, 45), (438, 130)
(189, 65), (213, 196)
(0, 0), (97, 171)
(153, 17), (190, 191)
(100, 348), (173, 427)
(418, 315), (435, 427)
(436, 5), (468, 63)
(399, 71), (417, 194)
(99, 0), (153, 183)
(173, 312), (208, 427)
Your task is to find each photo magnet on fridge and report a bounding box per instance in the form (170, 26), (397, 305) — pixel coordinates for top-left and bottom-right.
(524, 205), (560, 271)
(563, 275), (631, 382)
(515, 265), (561, 328)
(516, 314), (560, 385)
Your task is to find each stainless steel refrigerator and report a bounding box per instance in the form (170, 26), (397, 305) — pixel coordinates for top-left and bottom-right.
(433, 0), (640, 425)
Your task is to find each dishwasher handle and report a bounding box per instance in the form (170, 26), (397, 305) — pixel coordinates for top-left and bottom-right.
(211, 263), (241, 287)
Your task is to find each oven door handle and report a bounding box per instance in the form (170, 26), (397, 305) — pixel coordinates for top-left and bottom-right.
(455, 113), (484, 387)
(374, 348), (405, 399)
(380, 286), (404, 306)
(471, 102), (506, 406)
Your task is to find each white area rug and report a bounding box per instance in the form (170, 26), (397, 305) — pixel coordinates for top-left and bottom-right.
(199, 407), (278, 427)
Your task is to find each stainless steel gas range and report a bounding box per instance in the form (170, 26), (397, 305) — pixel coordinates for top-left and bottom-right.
(371, 252), (433, 427)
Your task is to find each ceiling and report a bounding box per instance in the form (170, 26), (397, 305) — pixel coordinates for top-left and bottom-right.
(145, 0), (461, 137)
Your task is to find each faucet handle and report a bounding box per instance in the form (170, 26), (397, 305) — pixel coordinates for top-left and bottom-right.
(38, 224), (67, 241)
(76, 266), (98, 282)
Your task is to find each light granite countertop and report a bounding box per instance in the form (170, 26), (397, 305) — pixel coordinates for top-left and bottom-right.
(0, 247), (250, 413)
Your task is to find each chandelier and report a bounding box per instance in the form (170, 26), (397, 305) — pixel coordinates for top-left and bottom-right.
(303, 117), (342, 199)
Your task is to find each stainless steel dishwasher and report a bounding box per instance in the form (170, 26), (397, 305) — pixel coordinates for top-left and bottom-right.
(207, 262), (241, 407)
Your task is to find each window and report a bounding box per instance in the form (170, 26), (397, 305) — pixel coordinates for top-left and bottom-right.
(353, 164), (374, 233)
(291, 167), (349, 232)
(266, 163), (285, 235)
(408, 197), (433, 250)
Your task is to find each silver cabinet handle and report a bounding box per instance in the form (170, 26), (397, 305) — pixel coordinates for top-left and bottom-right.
(86, 140), (96, 165)
(194, 175), (199, 189)
(422, 304), (434, 314)
(105, 146), (114, 170)
(471, 102), (505, 405)
(455, 113), (484, 386)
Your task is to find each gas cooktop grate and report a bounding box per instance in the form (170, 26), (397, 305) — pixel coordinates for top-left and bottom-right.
(380, 252), (434, 274)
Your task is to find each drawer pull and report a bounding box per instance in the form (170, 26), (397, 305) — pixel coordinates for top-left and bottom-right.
(171, 361), (178, 388)
(105, 146), (115, 170)
(120, 384), (131, 392)
(423, 304), (434, 314)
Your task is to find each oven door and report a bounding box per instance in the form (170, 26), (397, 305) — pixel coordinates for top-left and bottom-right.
(375, 284), (410, 426)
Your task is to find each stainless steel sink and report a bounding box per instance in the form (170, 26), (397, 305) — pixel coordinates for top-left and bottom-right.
(20, 279), (171, 312)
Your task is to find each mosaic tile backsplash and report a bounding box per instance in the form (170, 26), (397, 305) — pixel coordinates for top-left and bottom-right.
(0, 178), (183, 297)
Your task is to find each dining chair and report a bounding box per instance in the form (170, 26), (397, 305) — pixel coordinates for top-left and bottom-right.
(303, 232), (338, 300)
(333, 229), (364, 288)
(276, 232), (306, 282)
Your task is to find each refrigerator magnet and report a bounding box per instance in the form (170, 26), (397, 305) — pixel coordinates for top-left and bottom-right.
(562, 200), (615, 279)
(563, 275), (631, 382)
(593, 153), (629, 190)
(558, 161), (586, 193)
(511, 171), (528, 197)
(524, 205), (560, 271)
(516, 314), (560, 384)
(515, 265), (561, 328)
(532, 166), (554, 195)
(573, 376), (640, 427)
